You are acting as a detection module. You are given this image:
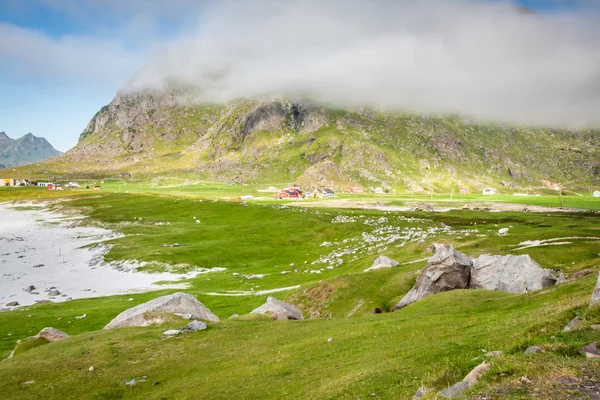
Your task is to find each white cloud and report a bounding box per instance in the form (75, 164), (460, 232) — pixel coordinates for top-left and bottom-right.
(124, 0), (600, 128)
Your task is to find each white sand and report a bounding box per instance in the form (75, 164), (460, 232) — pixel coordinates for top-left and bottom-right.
(0, 203), (207, 308)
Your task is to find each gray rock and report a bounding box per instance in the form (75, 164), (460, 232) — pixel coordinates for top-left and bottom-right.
(413, 386), (431, 399)
(6, 301), (19, 307)
(364, 256), (400, 272)
(163, 329), (181, 336)
(250, 297), (304, 320)
(590, 325), (600, 330)
(23, 285), (35, 292)
(484, 350), (503, 358)
(438, 381), (469, 398)
(184, 320), (207, 332)
(464, 362), (490, 385)
(470, 255), (556, 294)
(48, 289), (60, 297)
(556, 273), (567, 284)
(394, 244), (471, 310)
(563, 315), (581, 332)
(582, 343), (600, 359)
(35, 327), (69, 342)
(229, 314), (239, 319)
(104, 292), (219, 329)
(497, 228), (509, 236)
(524, 346), (543, 354)
(125, 379), (136, 386)
(591, 273), (600, 307)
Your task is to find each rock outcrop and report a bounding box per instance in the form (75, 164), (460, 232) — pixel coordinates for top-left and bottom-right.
(591, 273), (600, 307)
(438, 362), (489, 398)
(250, 297), (304, 320)
(364, 256), (399, 272)
(393, 244), (471, 310)
(35, 327), (69, 342)
(104, 292), (219, 329)
(470, 255), (557, 293)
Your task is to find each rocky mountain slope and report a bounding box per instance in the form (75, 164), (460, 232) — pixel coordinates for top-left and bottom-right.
(0, 132), (62, 168)
(13, 90), (600, 191)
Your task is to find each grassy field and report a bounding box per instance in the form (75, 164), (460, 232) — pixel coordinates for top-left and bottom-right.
(0, 187), (599, 399)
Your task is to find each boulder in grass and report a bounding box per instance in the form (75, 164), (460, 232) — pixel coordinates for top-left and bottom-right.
(393, 244), (472, 310)
(104, 292), (219, 329)
(364, 256), (399, 272)
(591, 273), (600, 308)
(250, 297), (304, 320)
(470, 255), (556, 294)
(582, 343), (600, 359)
(35, 327), (69, 342)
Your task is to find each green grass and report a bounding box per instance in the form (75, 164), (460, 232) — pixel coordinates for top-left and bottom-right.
(0, 190), (599, 399)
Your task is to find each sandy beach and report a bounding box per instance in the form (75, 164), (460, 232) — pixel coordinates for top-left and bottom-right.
(0, 203), (202, 308)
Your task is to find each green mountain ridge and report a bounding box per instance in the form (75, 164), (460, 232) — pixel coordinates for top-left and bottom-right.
(13, 90), (600, 191)
(0, 131), (62, 169)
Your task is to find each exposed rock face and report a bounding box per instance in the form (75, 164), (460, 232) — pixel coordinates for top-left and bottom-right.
(591, 273), (600, 307)
(35, 327), (69, 342)
(364, 256), (399, 272)
(104, 292), (219, 329)
(0, 132), (62, 167)
(438, 362), (489, 398)
(250, 297), (304, 320)
(393, 244), (472, 310)
(470, 255), (557, 293)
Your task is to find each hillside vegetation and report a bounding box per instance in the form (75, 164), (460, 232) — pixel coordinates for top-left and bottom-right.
(9, 90), (599, 192)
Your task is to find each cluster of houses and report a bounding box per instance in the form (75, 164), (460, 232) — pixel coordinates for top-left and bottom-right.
(1, 179), (93, 190)
(275, 187), (336, 199)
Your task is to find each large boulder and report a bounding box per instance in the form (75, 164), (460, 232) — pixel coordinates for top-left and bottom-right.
(35, 327), (69, 342)
(364, 256), (399, 272)
(470, 255), (556, 293)
(393, 244), (472, 310)
(250, 297), (304, 320)
(104, 292), (219, 329)
(591, 273), (600, 307)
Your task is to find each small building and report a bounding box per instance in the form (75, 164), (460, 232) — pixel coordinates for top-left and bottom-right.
(482, 188), (498, 195)
(94, 185), (101, 190)
(2, 178), (14, 187)
(460, 188), (469, 195)
(47, 184), (62, 191)
(593, 190), (600, 198)
(65, 182), (80, 188)
(275, 188), (303, 199)
(38, 182), (50, 187)
(349, 187), (364, 194)
(319, 188), (335, 198)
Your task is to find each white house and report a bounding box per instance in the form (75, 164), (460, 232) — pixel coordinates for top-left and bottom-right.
(38, 182), (50, 187)
(593, 190), (600, 198)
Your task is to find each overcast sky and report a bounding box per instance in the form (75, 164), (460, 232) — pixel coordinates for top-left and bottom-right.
(0, 0), (598, 151)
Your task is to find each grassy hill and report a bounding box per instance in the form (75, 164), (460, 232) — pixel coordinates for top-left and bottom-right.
(8, 91), (599, 193)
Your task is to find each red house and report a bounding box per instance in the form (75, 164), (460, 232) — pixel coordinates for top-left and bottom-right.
(349, 187), (364, 194)
(275, 188), (303, 199)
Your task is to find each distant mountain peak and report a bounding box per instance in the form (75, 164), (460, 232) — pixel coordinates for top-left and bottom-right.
(0, 132), (62, 168)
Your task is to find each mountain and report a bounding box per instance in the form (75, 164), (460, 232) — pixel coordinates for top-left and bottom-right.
(0, 132), (62, 168)
(11, 90), (600, 191)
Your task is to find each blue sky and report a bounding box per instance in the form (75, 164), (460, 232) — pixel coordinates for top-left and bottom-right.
(0, 0), (595, 151)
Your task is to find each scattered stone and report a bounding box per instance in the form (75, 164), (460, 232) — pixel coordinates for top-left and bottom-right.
(563, 315), (581, 332)
(524, 346), (543, 355)
(104, 292), (219, 329)
(21, 381), (35, 385)
(153, 381), (160, 386)
(75, 314), (87, 319)
(414, 203), (434, 212)
(582, 343), (600, 359)
(89, 366), (95, 372)
(438, 381), (469, 398)
(35, 327), (69, 342)
(497, 228), (509, 236)
(572, 269), (593, 280)
(327, 337), (333, 343)
(32, 264), (44, 268)
(520, 376), (532, 384)
(163, 330), (181, 336)
(250, 297), (304, 320)
(184, 320), (207, 332)
(484, 351), (502, 358)
(591, 273), (600, 307)
(590, 325), (600, 330)
(125, 379), (136, 386)
(48, 289), (60, 297)
(364, 255), (400, 272)
(174, 313), (193, 320)
(470, 255), (556, 294)
(394, 244), (471, 310)
(413, 386), (431, 400)
(6, 301), (19, 307)
(23, 285), (35, 292)
(464, 362), (490, 385)
(229, 314), (239, 319)
(555, 273), (567, 284)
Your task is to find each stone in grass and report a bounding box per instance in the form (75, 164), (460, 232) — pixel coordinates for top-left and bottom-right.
(438, 381), (470, 399)
(6, 301), (19, 307)
(563, 315), (581, 332)
(484, 351), (502, 358)
(184, 320), (207, 332)
(23, 285), (35, 292)
(125, 379), (136, 386)
(35, 327), (69, 342)
(48, 289), (60, 297)
(582, 343), (600, 359)
(251, 297), (304, 320)
(590, 325), (600, 330)
(413, 386), (431, 400)
(591, 273), (600, 307)
(163, 330), (181, 336)
(524, 346), (543, 355)
(364, 256), (399, 272)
